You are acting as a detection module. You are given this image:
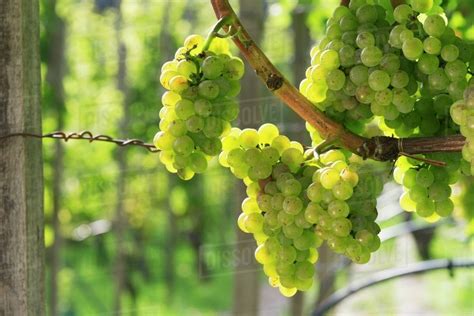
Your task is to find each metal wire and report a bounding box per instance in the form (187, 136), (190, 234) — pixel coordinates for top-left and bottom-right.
(312, 258), (474, 316)
(0, 131), (160, 153)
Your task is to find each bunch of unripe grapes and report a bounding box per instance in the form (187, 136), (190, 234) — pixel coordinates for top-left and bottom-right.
(300, 0), (472, 138)
(225, 125), (385, 296)
(153, 35), (244, 180)
(220, 124), (316, 297)
(451, 81), (474, 174)
(307, 150), (382, 264)
(395, 154), (461, 219)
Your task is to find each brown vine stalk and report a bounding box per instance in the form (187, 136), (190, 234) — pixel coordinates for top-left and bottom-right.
(210, 0), (465, 162)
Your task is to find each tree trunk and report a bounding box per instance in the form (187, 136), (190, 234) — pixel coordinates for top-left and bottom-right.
(232, 1), (265, 315)
(113, 6), (130, 313)
(0, 0), (44, 315)
(315, 245), (338, 307)
(289, 4), (311, 315)
(44, 2), (66, 314)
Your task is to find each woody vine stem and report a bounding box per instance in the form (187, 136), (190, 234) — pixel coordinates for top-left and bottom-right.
(210, 0), (466, 162)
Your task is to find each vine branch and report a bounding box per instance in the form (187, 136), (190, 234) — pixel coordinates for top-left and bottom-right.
(210, 0), (366, 154)
(0, 131), (159, 153)
(210, 0), (465, 162)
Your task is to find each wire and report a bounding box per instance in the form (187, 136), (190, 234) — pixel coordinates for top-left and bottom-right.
(0, 131), (160, 153)
(312, 258), (474, 316)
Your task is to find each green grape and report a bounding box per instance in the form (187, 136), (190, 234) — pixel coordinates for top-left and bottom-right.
(223, 57), (245, 80)
(320, 150), (346, 164)
(435, 199), (454, 217)
(368, 70), (391, 91)
(177, 59), (198, 78)
(393, 4), (413, 24)
(391, 70), (409, 88)
(392, 88), (415, 113)
(339, 45), (356, 67)
(380, 53), (401, 74)
(400, 29), (414, 42)
(428, 182), (451, 201)
(258, 123), (279, 144)
(355, 85), (375, 104)
(423, 14), (446, 37)
(198, 80), (219, 99)
(173, 135), (194, 155)
(441, 44), (459, 62)
(332, 218), (352, 237)
(417, 54), (439, 75)
(410, 0), (433, 13)
(350, 65), (369, 85)
(327, 24), (342, 40)
(186, 116), (204, 133)
(320, 168), (341, 189)
(283, 196), (303, 215)
(416, 198), (435, 217)
(340, 14), (359, 32)
(239, 129), (260, 149)
(409, 185), (428, 202)
(356, 4), (378, 24)
(328, 200), (350, 218)
(356, 31), (375, 48)
(227, 147), (246, 167)
(326, 69), (346, 91)
(244, 212), (264, 233)
(361, 46), (383, 67)
(174, 99), (195, 120)
(375, 89), (393, 106)
(416, 168), (434, 187)
(154, 131), (175, 151)
(169, 75), (189, 93)
(162, 91), (181, 107)
(293, 231), (316, 250)
(402, 38), (423, 61)
(168, 119), (188, 136)
(423, 36), (442, 55)
(428, 68), (450, 91)
(389, 24), (406, 48)
(281, 148), (304, 171)
(444, 60), (467, 82)
(320, 49), (340, 70)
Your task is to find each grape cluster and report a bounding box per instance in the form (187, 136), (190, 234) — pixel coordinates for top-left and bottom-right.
(307, 150), (383, 264)
(451, 81), (474, 174)
(300, 0), (472, 138)
(395, 154), (460, 220)
(300, 0), (472, 221)
(220, 124), (316, 297)
(153, 34), (244, 180)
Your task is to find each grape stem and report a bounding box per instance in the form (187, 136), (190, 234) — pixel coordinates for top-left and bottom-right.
(202, 16), (235, 51)
(209, 0), (466, 162)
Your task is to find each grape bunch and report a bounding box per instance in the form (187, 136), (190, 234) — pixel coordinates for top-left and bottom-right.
(153, 34), (244, 180)
(451, 81), (474, 174)
(220, 124), (317, 297)
(300, 0), (472, 138)
(307, 150), (383, 264)
(395, 154), (460, 220)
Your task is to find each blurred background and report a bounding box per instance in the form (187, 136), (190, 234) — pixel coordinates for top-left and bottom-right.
(40, 0), (474, 315)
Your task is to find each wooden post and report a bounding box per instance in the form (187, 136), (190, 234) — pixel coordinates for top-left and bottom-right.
(0, 0), (44, 315)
